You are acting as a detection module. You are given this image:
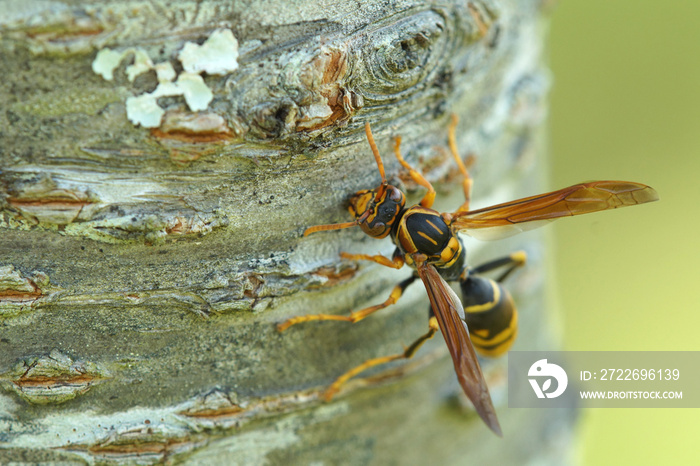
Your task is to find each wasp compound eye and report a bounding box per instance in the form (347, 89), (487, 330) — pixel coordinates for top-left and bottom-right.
(348, 190), (374, 219)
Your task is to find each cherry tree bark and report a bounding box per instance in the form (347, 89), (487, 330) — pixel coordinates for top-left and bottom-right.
(0, 0), (575, 463)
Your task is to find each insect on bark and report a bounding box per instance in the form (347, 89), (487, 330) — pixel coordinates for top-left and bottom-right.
(278, 115), (658, 436)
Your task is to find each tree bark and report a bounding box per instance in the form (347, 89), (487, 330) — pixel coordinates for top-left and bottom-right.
(0, 0), (575, 464)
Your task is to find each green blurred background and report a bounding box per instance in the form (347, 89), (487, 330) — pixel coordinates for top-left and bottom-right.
(548, 0), (699, 464)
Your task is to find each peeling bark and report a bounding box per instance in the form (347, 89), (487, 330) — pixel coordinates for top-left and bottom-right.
(0, 0), (576, 464)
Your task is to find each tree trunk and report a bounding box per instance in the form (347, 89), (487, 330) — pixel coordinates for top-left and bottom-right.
(0, 0), (575, 464)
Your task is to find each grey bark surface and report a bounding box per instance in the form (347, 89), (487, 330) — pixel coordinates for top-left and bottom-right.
(0, 0), (576, 464)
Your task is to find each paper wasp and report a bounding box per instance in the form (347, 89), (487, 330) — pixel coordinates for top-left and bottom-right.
(278, 116), (658, 436)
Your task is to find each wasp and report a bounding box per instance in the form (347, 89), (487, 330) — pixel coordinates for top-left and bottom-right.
(278, 116), (658, 436)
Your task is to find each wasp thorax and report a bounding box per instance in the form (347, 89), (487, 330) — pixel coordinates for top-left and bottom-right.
(348, 185), (406, 239)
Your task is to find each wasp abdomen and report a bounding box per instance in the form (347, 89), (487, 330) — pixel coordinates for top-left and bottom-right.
(460, 276), (518, 357)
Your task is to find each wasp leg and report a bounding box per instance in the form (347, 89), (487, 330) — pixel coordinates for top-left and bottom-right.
(468, 251), (527, 282)
(448, 114), (476, 214)
(393, 135), (436, 209)
(324, 316), (440, 400)
(277, 275), (416, 332)
(339, 251), (404, 269)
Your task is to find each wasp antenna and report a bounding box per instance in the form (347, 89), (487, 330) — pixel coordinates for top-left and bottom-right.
(364, 122), (387, 184)
(303, 221), (359, 236)
(448, 114), (470, 177)
(448, 115), (459, 154)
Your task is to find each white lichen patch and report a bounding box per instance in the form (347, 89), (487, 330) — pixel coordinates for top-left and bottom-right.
(93, 47), (178, 85)
(125, 49), (154, 81)
(92, 29), (239, 128)
(125, 92), (167, 128)
(178, 29), (239, 75)
(176, 73), (214, 111)
(92, 48), (130, 81)
(125, 73), (213, 127)
(153, 61), (177, 83)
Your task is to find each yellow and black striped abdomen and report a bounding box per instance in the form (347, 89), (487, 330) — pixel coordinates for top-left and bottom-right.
(460, 276), (518, 357)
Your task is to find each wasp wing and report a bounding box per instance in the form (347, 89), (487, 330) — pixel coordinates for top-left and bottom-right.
(451, 181), (658, 241)
(416, 260), (502, 436)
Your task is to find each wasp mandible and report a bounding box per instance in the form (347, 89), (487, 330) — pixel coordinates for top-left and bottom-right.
(279, 116), (658, 436)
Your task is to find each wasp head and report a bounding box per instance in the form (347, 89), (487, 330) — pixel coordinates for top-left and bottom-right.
(348, 184), (405, 238)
